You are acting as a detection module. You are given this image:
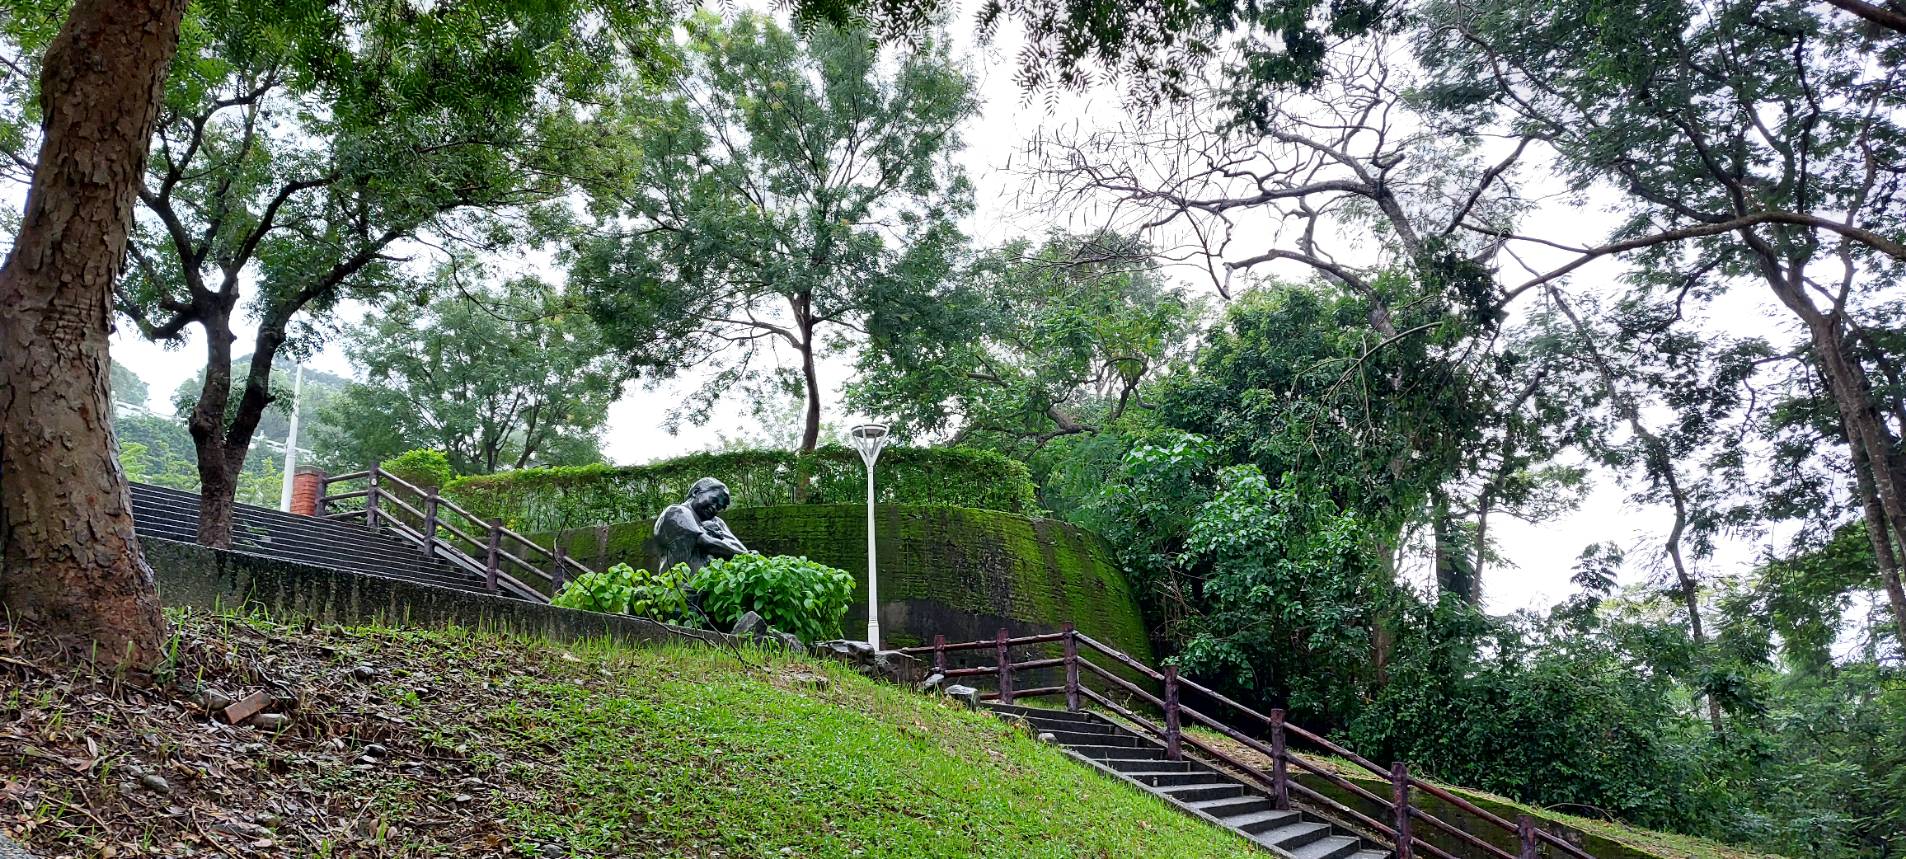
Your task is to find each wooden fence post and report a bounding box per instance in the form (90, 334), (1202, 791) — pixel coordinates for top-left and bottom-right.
(931, 634), (947, 674)
(1163, 666), (1183, 761)
(485, 519), (502, 593)
(1269, 708), (1291, 811)
(421, 487), (440, 558)
(1062, 622), (1080, 713)
(1392, 761), (1414, 859)
(995, 628), (1014, 704)
(365, 469), (380, 530)
(553, 544), (568, 591)
(1517, 814), (1538, 859)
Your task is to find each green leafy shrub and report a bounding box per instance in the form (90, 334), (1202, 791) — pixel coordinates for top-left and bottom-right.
(551, 563), (638, 614)
(691, 554), (855, 643)
(444, 445), (1038, 531)
(382, 448), (454, 491)
(551, 563), (695, 624)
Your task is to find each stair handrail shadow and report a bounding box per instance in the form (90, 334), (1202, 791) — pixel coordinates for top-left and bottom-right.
(902, 626), (1598, 859)
(317, 466), (595, 604)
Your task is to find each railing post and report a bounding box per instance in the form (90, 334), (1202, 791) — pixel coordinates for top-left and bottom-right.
(931, 634), (947, 674)
(421, 487), (440, 558)
(364, 468), (380, 530)
(995, 628), (1014, 704)
(485, 518), (502, 594)
(1062, 622), (1080, 713)
(553, 544), (569, 591)
(310, 470), (330, 518)
(1392, 761), (1414, 859)
(1269, 708), (1291, 811)
(1517, 814), (1538, 859)
(1163, 666), (1183, 761)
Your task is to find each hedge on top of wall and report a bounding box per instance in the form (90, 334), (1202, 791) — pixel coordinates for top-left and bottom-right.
(444, 446), (1039, 533)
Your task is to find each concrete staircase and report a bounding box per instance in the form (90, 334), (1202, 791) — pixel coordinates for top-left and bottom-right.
(128, 482), (518, 598)
(992, 703), (1388, 859)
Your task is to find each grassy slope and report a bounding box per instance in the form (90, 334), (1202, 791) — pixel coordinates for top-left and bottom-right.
(0, 612), (1258, 859)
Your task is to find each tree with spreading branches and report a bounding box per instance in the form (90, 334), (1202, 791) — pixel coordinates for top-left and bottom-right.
(2, 0), (673, 548)
(573, 14), (975, 452)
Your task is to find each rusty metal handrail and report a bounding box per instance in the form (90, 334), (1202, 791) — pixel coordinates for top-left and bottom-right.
(916, 624), (1597, 859)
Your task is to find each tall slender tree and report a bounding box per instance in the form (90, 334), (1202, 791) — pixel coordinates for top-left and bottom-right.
(0, 0), (186, 669)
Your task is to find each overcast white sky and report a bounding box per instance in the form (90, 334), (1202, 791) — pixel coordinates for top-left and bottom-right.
(61, 7), (1819, 616)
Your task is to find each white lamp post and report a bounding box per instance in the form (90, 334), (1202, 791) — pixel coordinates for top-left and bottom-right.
(277, 363), (306, 512)
(849, 423), (890, 647)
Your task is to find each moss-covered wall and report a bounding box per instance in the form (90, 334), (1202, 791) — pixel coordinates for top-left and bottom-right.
(538, 504), (1154, 664)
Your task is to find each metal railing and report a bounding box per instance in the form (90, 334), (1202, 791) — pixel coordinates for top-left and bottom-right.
(903, 626), (1598, 859)
(316, 466), (597, 604)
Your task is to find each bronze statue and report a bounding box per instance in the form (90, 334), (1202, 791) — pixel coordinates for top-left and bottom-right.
(653, 477), (750, 573)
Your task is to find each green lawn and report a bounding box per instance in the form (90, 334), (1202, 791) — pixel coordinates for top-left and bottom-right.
(491, 639), (1263, 858)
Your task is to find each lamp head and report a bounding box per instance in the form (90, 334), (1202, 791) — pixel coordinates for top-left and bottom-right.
(849, 423), (890, 466)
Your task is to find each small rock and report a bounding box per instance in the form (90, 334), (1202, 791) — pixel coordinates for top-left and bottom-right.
(351, 665), (378, 682)
(731, 611), (766, 638)
(944, 684), (980, 709)
(453, 793), (473, 804)
(238, 743), (266, 756)
(363, 743), (389, 758)
(539, 844), (564, 858)
(917, 672), (946, 693)
(247, 713), (290, 731)
(252, 812), (281, 828)
(1036, 732), (1058, 744)
(769, 630), (805, 653)
(192, 689), (235, 713)
(138, 773), (171, 795)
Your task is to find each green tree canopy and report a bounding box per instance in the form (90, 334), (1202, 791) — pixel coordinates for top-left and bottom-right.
(572, 13), (976, 452)
(3, 0), (675, 546)
(850, 232), (1200, 454)
(312, 273), (625, 475)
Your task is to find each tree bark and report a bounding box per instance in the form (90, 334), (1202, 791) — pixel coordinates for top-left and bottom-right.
(0, 0), (186, 669)
(796, 301), (822, 454)
(1756, 258), (1906, 648)
(186, 309), (286, 547)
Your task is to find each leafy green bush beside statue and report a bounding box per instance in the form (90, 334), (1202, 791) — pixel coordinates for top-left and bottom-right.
(551, 555), (853, 643)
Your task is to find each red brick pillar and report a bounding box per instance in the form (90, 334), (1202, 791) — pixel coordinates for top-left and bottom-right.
(290, 467), (325, 516)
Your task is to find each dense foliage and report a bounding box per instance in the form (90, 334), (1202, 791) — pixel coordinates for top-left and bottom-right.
(572, 13), (974, 452)
(551, 555), (854, 643)
(445, 446), (1039, 532)
(314, 275), (625, 474)
(692, 554), (857, 643)
(551, 562), (695, 625)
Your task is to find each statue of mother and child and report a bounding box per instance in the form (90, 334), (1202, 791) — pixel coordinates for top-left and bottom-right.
(652, 477), (751, 573)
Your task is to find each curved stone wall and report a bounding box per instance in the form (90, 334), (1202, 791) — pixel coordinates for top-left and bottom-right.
(540, 503), (1154, 664)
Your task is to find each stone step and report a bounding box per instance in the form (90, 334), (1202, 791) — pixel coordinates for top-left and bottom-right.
(981, 692), (1391, 857)
(1285, 835), (1365, 859)
(1257, 821), (1331, 852)
(1154, 782), (1246, 804)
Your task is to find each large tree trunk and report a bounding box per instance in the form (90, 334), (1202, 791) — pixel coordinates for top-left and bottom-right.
(1760, 261), (1906, 648)
(797, 324), (822, 454)
(0, 0), (187, 669)
(187, 315), (283, 547)
(1808, 318), (1906, 647)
